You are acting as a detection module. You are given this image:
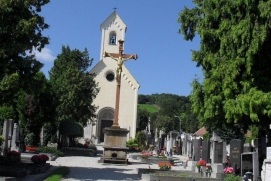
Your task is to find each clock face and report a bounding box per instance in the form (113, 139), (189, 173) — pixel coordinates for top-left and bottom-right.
(106, 72), (115, 81)
(110, 35), (116, 45)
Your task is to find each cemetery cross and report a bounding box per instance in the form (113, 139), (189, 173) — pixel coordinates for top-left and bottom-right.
(103, 39), (138, 128)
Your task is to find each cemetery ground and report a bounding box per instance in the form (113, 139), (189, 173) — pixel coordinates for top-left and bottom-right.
(1, 145), (221, 181)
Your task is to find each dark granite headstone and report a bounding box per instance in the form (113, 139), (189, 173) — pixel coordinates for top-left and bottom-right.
(241, 154), (253, 174)
(214, 142), (223, 163)
(241, 152), (259, 180)
(202, 140), (211, 163)
(193, 139), (202, 161)
(230, 139), (243, 174)
(157, 138), (162, 150)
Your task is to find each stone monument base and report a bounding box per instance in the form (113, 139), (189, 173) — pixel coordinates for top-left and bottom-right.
(102, 127), (129, 164)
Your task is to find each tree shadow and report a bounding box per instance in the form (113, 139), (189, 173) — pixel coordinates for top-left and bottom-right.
(63, 166), (140, 180)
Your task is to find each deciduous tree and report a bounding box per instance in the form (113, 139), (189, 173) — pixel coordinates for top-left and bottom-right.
(178, 0), (271, 170)
(49, 46), (99, 126)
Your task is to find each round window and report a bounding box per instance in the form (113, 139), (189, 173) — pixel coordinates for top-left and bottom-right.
(106, 72), (115, 82)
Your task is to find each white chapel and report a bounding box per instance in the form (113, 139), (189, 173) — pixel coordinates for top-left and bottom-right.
(89, 11), (140, 143)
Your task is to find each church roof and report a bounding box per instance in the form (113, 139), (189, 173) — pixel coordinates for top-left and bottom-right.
(100, 11), (127, 32)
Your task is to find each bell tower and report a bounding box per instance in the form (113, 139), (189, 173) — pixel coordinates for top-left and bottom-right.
(100, 11), (127, 60)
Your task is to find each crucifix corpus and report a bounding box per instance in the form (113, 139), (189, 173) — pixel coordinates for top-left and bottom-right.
(104, 39), (138, 128)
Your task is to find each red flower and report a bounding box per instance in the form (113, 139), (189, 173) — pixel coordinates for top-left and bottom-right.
(26, 146), (37, 151)
(197, 159), (206, 166)
(31, 154), (49, 164)
(158, 162), (173, 170)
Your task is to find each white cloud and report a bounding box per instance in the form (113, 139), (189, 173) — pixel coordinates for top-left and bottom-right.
(32, 47), (55, 62)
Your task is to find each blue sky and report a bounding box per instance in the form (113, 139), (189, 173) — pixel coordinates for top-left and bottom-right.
(36, 1), (202, 96)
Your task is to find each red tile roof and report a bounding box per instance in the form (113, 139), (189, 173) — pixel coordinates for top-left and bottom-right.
(194, 126), (207, 136)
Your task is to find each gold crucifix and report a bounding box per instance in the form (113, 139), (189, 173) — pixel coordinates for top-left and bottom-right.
(104, 39), (138, 85)
(103, 39), (138, 128)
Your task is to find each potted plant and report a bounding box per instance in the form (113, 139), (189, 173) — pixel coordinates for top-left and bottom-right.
(158, 161), (172, 170)
(206, 165), (212, 177)
(197, 159), (206, 174)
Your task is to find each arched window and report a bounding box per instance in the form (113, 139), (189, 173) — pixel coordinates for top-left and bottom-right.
(109, 31), (116, 45)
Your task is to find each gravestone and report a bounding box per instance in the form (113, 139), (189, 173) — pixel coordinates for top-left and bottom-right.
(170, 131), (178, 147)
(230, 139), (243, 174)
(193, 138), (202, 161)
(187, 135), (193, 159)
(202, 140), (211, 163)
(84, 124), (93, 139)
(267, 147), (271, 159)
(11, 123), (19, 151)
(157, 138), (162, 151)
(2, 119), (14, 155)
(182, 134), (188, 156)
(214, 142), (223, 163)
(161, 133), (166, 148)
(40, 126), (44, 146)
(241, 152), (259, 181)
(264, 161), (271, 181)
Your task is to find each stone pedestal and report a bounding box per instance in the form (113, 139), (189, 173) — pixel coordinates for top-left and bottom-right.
(102, 127), (129, 164)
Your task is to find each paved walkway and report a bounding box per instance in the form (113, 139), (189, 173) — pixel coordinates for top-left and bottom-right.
(17, 146), (198, 181)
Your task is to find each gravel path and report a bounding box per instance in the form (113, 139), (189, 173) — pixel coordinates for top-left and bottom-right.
(18, 146), (189, 181)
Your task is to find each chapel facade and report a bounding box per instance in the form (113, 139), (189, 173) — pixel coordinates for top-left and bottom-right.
(89, 11), (140, 143)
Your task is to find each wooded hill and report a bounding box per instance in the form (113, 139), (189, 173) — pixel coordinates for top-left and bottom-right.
(137, 93), (199, 134)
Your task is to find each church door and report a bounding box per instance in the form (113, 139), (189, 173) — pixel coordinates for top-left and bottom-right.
(100, 120), (113, 142)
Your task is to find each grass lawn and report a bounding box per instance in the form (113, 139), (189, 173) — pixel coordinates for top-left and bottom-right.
(45, 167), (70, 181)
(138, 104), (159, 113)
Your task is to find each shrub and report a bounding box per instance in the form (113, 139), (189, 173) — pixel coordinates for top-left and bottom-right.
(25, 132), (35, 146)
(126, 138), (138, 148)
(31, 154), (49, 164)
(224, 174), (242, 181)
(36, 146), (64, 156)
(0, 136), (4, 146)
(7, 150), (21, 156)
(135, 132), (146, 149)
(59, 119), (83, 137)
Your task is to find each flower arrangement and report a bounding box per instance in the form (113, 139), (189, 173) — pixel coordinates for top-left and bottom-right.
(197, 159), (206, 166)
(26, 146), (37, 151)
(158, 162), (173, 170)
(205, 165), (212, 177)
(7, 150), (21, 157)
(224, 166), (233, 174)
(141, 152), (152, 159)
(31, 154), (49, 164)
